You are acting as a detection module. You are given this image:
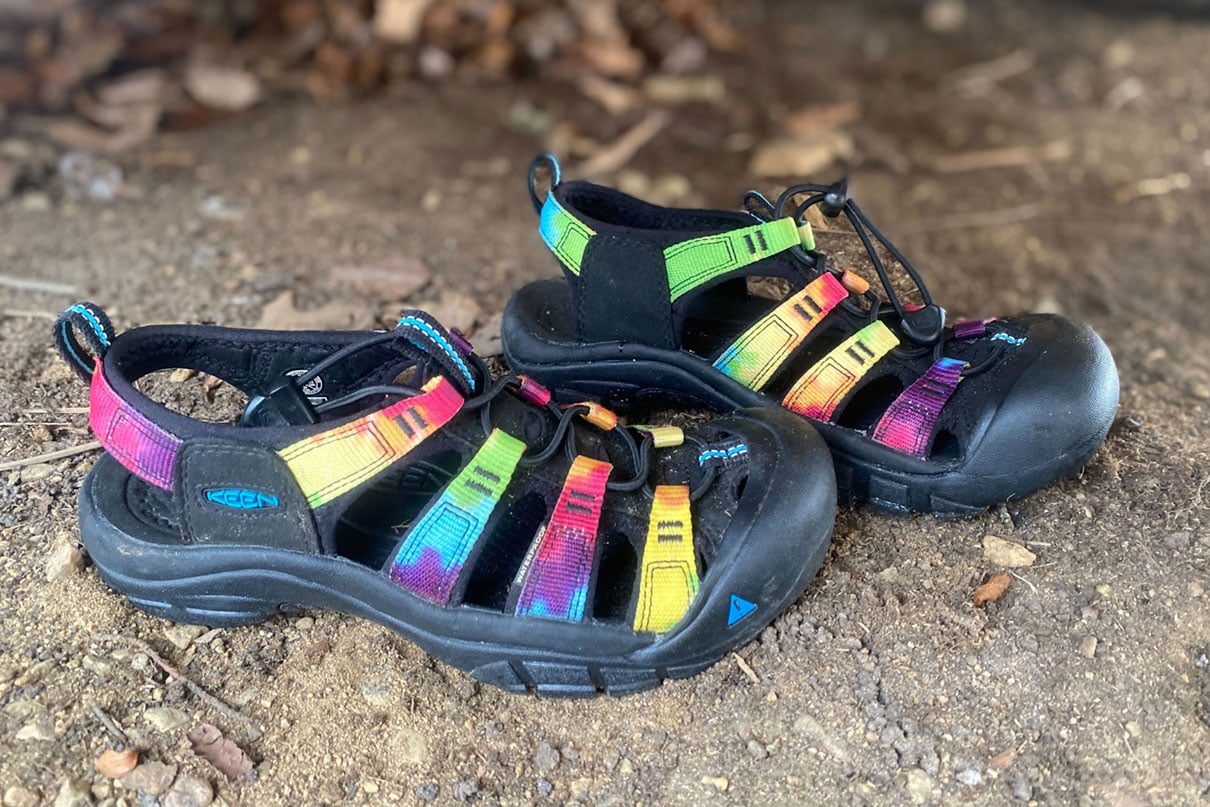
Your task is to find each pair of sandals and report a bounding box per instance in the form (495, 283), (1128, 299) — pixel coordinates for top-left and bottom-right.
(54, 155), (1118, 696)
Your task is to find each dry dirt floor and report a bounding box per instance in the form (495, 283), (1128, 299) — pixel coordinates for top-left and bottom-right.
(1, 1), (1208, 805)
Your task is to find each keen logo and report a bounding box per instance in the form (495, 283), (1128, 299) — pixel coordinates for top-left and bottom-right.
(205, 488), (280, 510)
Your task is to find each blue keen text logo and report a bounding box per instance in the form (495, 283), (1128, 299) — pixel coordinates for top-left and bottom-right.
(205, 488), (280, 510)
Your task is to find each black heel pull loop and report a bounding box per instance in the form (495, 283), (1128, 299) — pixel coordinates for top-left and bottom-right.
(527, 152), (561, 214)
(53, 302), (117, 382)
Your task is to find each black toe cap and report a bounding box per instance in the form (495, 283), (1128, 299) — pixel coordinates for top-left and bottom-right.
(963, 314), (1119, 487)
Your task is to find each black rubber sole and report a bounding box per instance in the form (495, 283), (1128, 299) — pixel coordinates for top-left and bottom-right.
(502, 280), (1118, 519)
(80, 407), (836, 698)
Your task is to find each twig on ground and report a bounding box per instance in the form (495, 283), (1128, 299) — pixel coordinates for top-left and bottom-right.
(732, 652), (760, 684)
(0, 421), (74, 427)
(945, 49), (1036, 96)
(0, 440), (101, 472)
(0, 275), (79, 295)
(905, 204), (1043, 232)
(931, 141), (1071, 174)
(90, 703), (130, 745)
(2, 309), (57, 320)
(1114, 172), (1191, 203)
(23, 406), (89, 415)
(576, 110), (670, 178)
(92, 633), (262, 739)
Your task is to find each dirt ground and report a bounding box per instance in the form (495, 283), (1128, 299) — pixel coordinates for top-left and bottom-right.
(1, 1), (1208, 805)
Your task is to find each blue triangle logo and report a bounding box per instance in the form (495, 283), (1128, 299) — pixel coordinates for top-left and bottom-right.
(727, 594), (757, 627)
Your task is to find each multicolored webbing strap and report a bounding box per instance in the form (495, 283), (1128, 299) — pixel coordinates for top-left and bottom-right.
(388, 429), (526, 603)
(712, 273), (849, 390)
(279, 377), (463, 508)
(871, 357), (964, 457)
(664, 218), (810, 301)
(89, 358), (181, 490)
(782, 321), (900, 421)
(540, 193), (813, 301)
(514, 455), (612, 621)
(633, 485), (700, 633)
(539, 193), (596, 276)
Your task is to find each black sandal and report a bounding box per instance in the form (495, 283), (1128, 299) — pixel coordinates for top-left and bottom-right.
(55, 303), (835, 696)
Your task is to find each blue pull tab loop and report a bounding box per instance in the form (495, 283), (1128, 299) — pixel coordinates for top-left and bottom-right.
(53, 302), (116, 382)
(527, 152), (561, 214)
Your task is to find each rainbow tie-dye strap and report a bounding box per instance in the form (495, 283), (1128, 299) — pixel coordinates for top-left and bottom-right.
(633, 485), (700, 633)
(89, 358), (182, 490)
(782, 321), (900, 421)
(514, 455), (612, 621)
(388, 429), (526, 603)
(713, 273), (849, 390)
(279, 376), (463, 508)
(539, 193), (596, 276)
(872, 357), (964, 457)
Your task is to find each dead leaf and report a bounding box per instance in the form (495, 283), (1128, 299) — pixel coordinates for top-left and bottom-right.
(972, 572), (1012, 607)
(578, 40), (645, 79)
(784, 102), (861, 137)
(187, 723), (255, 782)
(95, 748), (138, 778)
(422, 291), (480, 335)
(749, 131), (855, 178)
(335, 259), (432, 303)
(256, 291), (375, 331)
(185, 63), (262, 111)
(989, 747), (1018, 770)
(373, 0), (435, 44)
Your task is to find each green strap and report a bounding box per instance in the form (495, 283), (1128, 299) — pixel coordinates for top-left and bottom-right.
(664, 218), (807, 300)
(540, 192), (811, 300)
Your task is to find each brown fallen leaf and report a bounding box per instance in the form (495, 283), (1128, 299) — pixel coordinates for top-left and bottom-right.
(373, 0), (436, 44)
(422, 290), (480, 335)
(749, 131), (855, 179)
(256, 291), (375, 332)
(784, 101), (861, 137)
(187, 723), (255, 782)
(185, 63), (262, 112)
(335, 258), (432, 303)
(989, 747), (1018, 770)
(973, 572), (1012, 607)
(95, 747), (138, 778)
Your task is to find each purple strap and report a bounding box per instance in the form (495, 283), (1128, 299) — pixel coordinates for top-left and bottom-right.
(953, 319), (987, 340)
(871, 358), (965, 457)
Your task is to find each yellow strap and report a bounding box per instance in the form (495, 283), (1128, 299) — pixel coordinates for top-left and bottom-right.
(633, 485), (700, 633)
(782, 320), (900, 421)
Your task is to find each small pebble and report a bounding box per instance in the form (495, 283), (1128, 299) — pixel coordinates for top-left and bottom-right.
(1079, 635), (1098, 659)
(163, 624), (205, 651)
(162, 775), (213, 807)
(534, 740), (560, 772)
(51, 779), (90, 807)
(956, 767), (983, 786)
(3, 785), (39, 807)
(701, 776), (729, 791)
(415, 783), (439, 802)
(144, 707), (190, 733)
(747, 739), (769, 760)
(120, 762), (176, 796)
(453, 779), (478, 802)
(536, 778), (553, 798)
(45, 539), (83, 581)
